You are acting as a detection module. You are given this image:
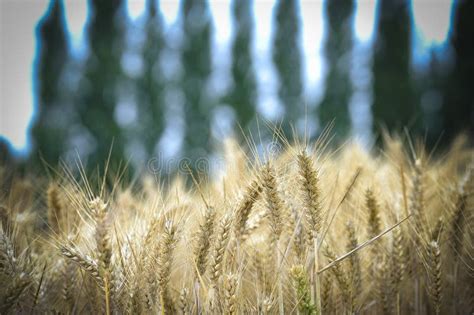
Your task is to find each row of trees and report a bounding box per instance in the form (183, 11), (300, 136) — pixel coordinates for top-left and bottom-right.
(29, 0), (474, 169)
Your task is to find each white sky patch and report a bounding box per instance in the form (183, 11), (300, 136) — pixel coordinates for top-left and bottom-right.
(127, 0), (146, 20)
(300, 0), (324, 100)
(253, 1), (281, 121)
(253, 1), (273, 55)
(412, 0), (453, 46)
(0, 0), (49, 155)
(64, 0), (87, 52)
(161, 1), (180, 26)
(354, 0), (377, 42)
(209, 0), (232, 46)
(411, 0), (454, 64)
(208, 0), (232, 97)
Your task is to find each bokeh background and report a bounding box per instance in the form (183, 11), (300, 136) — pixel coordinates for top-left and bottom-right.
(0, 0), (473, 173)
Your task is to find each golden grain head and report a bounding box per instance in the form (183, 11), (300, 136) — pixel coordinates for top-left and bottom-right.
(0, 135), (472, 314)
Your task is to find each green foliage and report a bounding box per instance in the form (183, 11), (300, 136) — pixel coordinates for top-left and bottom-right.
(226, 0), (257, 131)
(180, 0), (214, 158)
(136, 0), (166, 156)
(319, 0), (355, 138)
(441, 1), (474, 144)
(415, 50), (447, 147)
(31, 0), (69, 165)
(290, 265), (317, 315)
(372, 0), (418, 137)
(272, 0), (303, 135)
(76, 0), (128, 166)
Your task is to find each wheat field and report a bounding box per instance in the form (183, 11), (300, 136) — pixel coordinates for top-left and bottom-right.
(0, 133), (473, 314)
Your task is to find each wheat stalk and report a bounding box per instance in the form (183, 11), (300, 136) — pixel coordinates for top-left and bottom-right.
(157, 220), (178, 314)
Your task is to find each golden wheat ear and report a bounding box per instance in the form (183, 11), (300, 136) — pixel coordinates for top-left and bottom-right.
(426, 240), (442, 315)
(59, 244), (104, 290)
(233, 180), (261, 240)
(2, 132), (474, 313)
(261, 163), (283, 242)
(224, 273), (238, 315)
(0, 205), (10, 233)
(210, 213), (232, 289)
(321, 245), (351, 309)
(193, 206), (216, 279)
(47, 182), (63, 234)
(296, 150), (322, 244)
(157, 220), (178, 313)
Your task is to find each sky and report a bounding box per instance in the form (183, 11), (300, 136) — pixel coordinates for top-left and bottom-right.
(0, 0), (454, 155)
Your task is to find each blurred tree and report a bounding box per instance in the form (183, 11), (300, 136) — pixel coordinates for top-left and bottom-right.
(225, 0), (257, 131)
(179, 0), (214, 158)
(372, 0), (418, 138)
(77, 0), (128, 166)
(0, 139), (20, 189)
(0, 139), (14, 168)
(31, 0), (69, 165)
(272, 0), (303, 135)
(441, 0), (474, 143)
(318, 0), (355, 138)
(415, 49), (449, 147)
(137, 0), (166, 156)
